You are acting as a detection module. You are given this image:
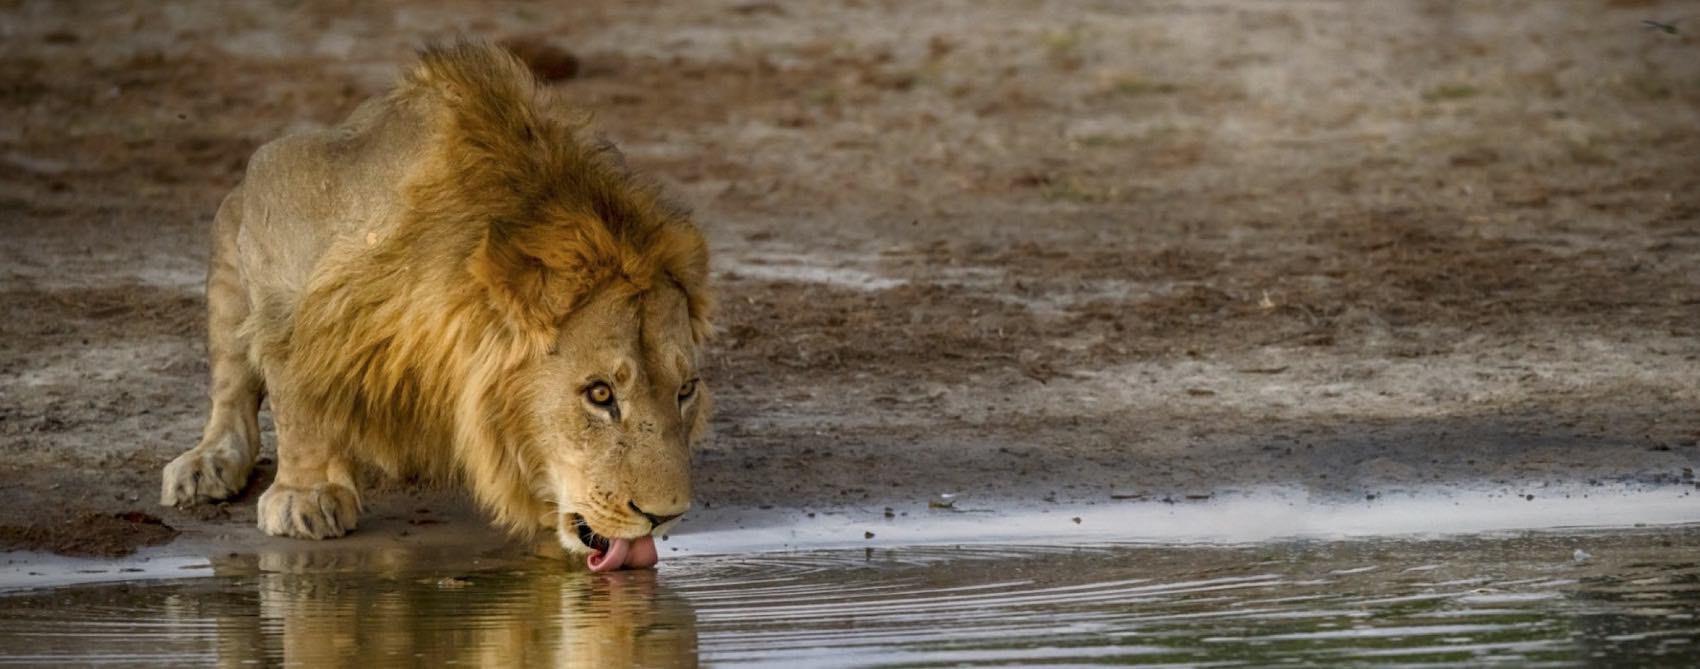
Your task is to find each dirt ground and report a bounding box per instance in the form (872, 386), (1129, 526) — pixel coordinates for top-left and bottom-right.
(2, 0), (1697, 556)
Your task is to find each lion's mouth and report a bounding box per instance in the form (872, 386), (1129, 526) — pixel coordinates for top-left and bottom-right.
(572, 514), (611, 552)
(568, 513), (659, 572)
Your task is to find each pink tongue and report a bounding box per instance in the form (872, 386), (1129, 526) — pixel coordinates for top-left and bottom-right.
(625, 535), (659, 569)
(586, 538), (629, 572)
(585, 536), (661, 572)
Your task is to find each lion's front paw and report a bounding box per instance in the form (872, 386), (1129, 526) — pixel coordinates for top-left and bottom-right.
(160, 442), (252, 506)
(257, 481), (361, 540)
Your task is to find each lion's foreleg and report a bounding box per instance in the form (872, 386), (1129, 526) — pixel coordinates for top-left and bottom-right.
(256, 385), (362, 540)
(162, 192), (264, 506)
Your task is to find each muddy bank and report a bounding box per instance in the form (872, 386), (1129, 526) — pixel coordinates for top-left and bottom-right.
(2, 0), (1698, 556)
(0, 512), (177, 558)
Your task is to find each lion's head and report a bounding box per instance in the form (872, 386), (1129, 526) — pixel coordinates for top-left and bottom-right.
(524, 280), (709, 570)
(453, 145), (710, 570)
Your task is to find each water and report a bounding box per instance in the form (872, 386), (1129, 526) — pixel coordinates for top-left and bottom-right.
(2, 528), (1696, 667)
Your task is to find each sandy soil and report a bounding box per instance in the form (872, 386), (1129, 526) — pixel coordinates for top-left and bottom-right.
(2, 0), (1697, 556)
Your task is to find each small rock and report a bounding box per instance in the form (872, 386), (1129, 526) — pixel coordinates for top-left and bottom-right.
(432, 576), (472, 589)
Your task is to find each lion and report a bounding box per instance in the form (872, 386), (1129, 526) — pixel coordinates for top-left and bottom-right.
(159, 42), (713, 572)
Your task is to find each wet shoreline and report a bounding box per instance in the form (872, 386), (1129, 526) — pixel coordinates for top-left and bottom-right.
(5, 482), (1695, 592)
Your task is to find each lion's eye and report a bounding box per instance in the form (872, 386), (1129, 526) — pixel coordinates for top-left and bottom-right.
(586, 382), (615, 407)
(678, 379), (698, 401)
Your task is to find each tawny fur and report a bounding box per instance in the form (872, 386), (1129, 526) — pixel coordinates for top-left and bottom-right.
(162, 42), (712, 547)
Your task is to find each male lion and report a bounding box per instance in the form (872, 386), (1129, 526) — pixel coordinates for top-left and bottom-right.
(160, 42), (712, 572)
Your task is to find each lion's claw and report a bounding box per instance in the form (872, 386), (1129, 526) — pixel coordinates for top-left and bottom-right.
(160, 438), (251, 506)
(257, 481), (361, 540)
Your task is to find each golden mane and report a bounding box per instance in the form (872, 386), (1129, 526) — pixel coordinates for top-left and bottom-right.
(262, 42), (712, 535)
(402, 42), (712, 339)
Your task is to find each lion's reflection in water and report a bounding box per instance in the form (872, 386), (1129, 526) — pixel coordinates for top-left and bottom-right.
(196, 548), (699, 667)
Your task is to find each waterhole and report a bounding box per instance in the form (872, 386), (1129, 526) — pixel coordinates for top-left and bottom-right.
(2, 527), (1695, 666)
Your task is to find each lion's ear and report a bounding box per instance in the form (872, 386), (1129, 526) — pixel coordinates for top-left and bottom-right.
(469, 215), (616, 332)
(669, 241), (715, 347)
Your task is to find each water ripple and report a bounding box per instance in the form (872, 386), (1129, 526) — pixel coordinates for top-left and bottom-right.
(0, 528), (1696, 666)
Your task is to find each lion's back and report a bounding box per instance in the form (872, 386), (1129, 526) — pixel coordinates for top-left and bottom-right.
(229, 44), (544, 309)
(238, 98), (422, 287)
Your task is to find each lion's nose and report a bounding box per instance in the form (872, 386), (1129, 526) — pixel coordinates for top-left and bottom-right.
(628, 500), (683, 528)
